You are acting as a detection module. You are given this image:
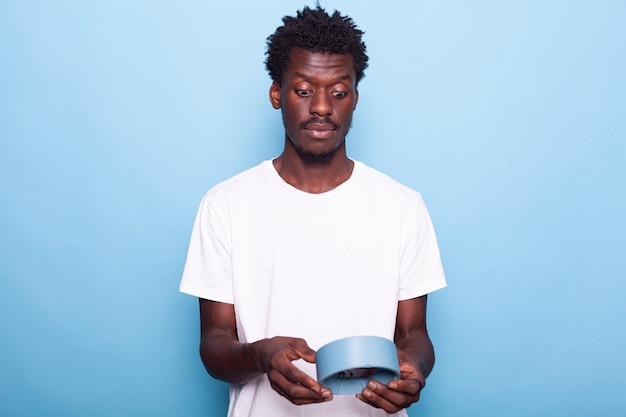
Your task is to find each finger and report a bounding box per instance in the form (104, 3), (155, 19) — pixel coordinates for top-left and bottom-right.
(268, 369), (330, 405)
(272, 353), (327, 396)
(358, 379), (420, 413)
(387, 378), (424, 396)
(276, 358), (323, 393)
(357, 383), (401, 414)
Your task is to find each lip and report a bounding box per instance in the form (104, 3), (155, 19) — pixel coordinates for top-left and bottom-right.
(304, 126), (336, 139)
(304, 124), (336, 131)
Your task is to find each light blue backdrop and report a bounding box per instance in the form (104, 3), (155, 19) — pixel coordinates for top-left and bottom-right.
(1, 1), (624, 416)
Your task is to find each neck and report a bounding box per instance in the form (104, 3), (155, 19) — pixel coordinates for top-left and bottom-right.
(273, 143), (354, 194)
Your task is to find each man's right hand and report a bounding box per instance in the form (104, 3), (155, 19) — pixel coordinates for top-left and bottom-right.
(249, 336), (333, 405)
(199, 299), (332, 406)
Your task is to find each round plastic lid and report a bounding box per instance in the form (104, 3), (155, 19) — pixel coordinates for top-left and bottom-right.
(316, 336), (400, 395)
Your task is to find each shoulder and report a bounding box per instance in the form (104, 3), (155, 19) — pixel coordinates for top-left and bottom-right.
(355, 161), (425, 205)
(190, 162), (273, 218)
(202, 161), (272, 200)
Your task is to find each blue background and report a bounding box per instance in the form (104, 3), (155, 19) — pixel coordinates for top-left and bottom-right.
(1, 1), (625, 416)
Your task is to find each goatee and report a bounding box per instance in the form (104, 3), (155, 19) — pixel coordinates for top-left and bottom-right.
(294, 146), (336, 163)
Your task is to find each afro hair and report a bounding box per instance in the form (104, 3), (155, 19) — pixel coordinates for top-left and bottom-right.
(265, 5), (369, 85)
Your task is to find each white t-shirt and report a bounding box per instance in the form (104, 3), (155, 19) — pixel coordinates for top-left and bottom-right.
(180, 160), (447, 417)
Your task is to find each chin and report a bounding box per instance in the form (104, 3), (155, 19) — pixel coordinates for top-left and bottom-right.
(296, 147), (336, 163)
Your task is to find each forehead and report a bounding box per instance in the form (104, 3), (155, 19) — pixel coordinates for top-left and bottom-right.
(283, 48), (355, 83)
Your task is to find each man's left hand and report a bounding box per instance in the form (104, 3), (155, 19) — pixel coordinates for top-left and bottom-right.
(356, 360), (425, 413)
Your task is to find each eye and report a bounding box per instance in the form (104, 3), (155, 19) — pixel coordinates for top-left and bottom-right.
(332, 91), (347, 99)
(295, 89), (312, 97)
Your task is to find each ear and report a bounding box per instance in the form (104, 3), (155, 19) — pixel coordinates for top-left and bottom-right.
(269, 81), (281, 109)
(354, 88), (359, 110)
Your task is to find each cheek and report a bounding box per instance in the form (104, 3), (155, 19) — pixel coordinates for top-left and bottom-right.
(338, 106), (355, 124)
(281, 108), (301, 133)
(284, 103), (308, 122)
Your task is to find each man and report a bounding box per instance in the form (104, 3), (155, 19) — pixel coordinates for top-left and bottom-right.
(180, 5), (446, 416)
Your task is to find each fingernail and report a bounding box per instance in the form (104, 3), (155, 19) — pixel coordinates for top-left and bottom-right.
(368, 381), (378, 390)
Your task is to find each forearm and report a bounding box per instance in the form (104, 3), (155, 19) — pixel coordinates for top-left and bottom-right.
(394, 295), (435, 382)
(200, 331), (264, 384)
(394, 328), (435, 380)
(198, 299), (266, 384)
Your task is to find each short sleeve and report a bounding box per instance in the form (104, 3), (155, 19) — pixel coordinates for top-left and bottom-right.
(179, 190), (234, 303)
(398, 194), (447, 300)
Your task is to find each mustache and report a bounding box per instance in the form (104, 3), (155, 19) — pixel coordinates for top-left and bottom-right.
(300, 117), (338, 130)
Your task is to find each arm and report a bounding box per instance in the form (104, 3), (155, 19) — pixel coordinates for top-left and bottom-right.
(357, 295), (433, 412)
(198, 298), (332, 404)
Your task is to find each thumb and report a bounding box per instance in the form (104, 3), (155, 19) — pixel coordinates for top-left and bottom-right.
(291, 338), (317, 363)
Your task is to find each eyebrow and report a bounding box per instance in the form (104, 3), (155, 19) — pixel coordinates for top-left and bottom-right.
(293, 72), (353, 84)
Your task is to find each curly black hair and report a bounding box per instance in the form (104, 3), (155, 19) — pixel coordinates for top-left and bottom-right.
(265, 5), (369, 85)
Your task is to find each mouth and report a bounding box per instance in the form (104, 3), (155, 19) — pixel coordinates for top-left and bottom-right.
(303, 125), (336, 139)
(304, 124), (336, 131)
(302, 117), (338, 139)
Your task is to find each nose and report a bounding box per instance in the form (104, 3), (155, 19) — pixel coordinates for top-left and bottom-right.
(309, 90), (332, 116)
